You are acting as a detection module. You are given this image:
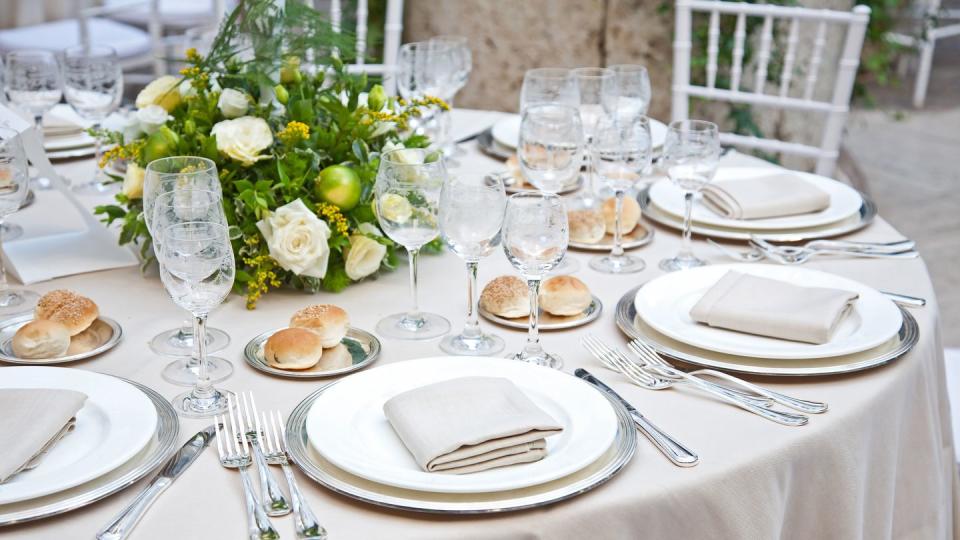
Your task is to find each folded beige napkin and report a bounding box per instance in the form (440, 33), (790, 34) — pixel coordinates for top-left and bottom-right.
(690, 271), (859, 344)
(700, 173), (830, 220)
(383, 377), (563, 474)
(0, 388), (87, 483)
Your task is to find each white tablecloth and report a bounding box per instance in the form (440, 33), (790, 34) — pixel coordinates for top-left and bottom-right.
(4, 111), (958, 539)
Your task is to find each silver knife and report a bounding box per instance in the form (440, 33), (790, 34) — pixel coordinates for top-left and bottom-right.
(575, 369), (700, 467)
(97, 426), (216, 540)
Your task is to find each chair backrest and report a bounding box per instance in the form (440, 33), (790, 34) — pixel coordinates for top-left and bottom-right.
(671, 0), (870, 176)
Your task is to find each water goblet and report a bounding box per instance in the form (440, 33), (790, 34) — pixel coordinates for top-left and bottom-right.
(519, 68), (579, 113)
(3, 50), (62, 134)
(571, 67), (617, 200)
(610, 64), (651, 120)
(0, 128), (39, 315)
(397, 42), (458, 157)
(429, 35), (472, 158)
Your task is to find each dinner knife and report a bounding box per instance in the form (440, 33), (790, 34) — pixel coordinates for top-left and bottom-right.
(575, 369), (700, 467)
(97, 426), (216, 540)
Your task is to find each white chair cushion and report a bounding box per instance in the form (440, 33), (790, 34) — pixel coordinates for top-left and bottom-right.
(0, 17), (152, 59)
(104, 0), (233, 28)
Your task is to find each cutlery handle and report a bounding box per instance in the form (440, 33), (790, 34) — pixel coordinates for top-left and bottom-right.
(688, 368), (828, 414)
(251, 439), (291, 516)
(816, 249), (919, 259)
(630, 412), (699, 467)
(96, 477), (170, 540)
(282, 463), (327, 540)
(676, 372), (809, 426)
(881, 291), (927, 307)
(239, 467), (279, 540)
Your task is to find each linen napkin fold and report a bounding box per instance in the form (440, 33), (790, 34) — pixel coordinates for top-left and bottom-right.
(383, 377), (563, 474)
(0, 388), (87, 483)
(689, 271), (859, 344)
(700, 173), (831, 220)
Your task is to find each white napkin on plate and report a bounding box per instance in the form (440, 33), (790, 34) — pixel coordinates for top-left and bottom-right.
(383, 377), (563, 474)
(690, 271), (859, 344)
(0, 388), (87, 483)
(701, 173), (831, 220)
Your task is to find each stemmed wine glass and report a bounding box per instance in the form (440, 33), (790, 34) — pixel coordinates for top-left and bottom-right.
(158, 221), (235, 417)
(439, 173), (507, 355)
(659, 120), (721, 272)
(3, 50), (62, 190)
(519, 68), (579, 113)
(62, 45), (123, 195)
(143, 157), (232, 357)
(610, 64), (651, 119)
(571, 67), (617, 200)
(374, 148), (451, 340)
(429, 35), (472, 157)
(0, 128), (39, 315)
(590, 115), (653, 273)
(502, 192), (568, 369)
(396, 42), (458, 158)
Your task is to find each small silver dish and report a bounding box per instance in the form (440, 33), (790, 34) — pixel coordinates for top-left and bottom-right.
(568, 222), (655, 251)
(244, 326), (381, 379)
(0, 315), (122, 365)
(479, 295), (602, 331)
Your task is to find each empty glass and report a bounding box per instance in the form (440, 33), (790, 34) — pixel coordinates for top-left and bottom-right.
(439, 173), (507, 356)
(374, 148), (451, 340)
(63, 45), (123, 195)
(429, 35), (472, 158)
(159, 221), (235, 418)
(571, 67), (617, 200)
(519, 68), (579, 113)
(0, 128), (38, 315)
(397, 42), (459, 156)
(502, 192), (568, 369)
(610, 64), (651, 120)
(590, 115), (653, 273)
(659, 120), (721, 272)
(3, 50), (62, 132)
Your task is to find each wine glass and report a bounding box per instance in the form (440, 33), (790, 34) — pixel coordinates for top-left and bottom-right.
(519, 68), (579, 113)
(396, 42), (458, 156)
(429, 35), (472, 158)
(143, 157), (232, 357)
(374, 148), (451, 340)
(0, 128), (39, 316)
(3, 50), (62, 133)
(159, 221), (235, 418)
(590, 115), (653, 274)
(439, 173), (507, 356)
(610, 64), (651, 120)
(571, 67), (617, 201)
(503, 193), (568, 369)
(63, 45), (123, 195)
(659, 120), (721, 272)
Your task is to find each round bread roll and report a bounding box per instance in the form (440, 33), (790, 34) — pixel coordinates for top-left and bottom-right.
(264, 328), (324, 370)
(35, 290), (99, 336)
(290, 304), (349, 348)
(12, 320), (71, 359)
(539, 275), (592, 316)
(601, 196), (641, 235)
(67, 323), (105, 356)
(480, 275), (529, 319)
(567, 209), (606, 244)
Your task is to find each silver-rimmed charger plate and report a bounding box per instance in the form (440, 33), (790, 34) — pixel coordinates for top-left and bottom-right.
(285, 379), (637, 514)
(614, 284), (919, 377)
(638, 187), (878, 242)
(0, 378), (179, 526)
(0, 315), (123, 365)
(244, 327), (381, 378)
(569, 222), (655, 251)
(477, 128), (514, 160)
(480, 295), (602, 331)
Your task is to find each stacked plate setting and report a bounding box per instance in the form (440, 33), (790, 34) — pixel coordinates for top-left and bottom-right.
(490, 114), (669, 153)
(42, 105), (99, 161)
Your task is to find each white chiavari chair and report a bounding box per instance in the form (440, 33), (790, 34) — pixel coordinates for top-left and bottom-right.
(887, 0), (960, 108)
(672, 0), (871, 176)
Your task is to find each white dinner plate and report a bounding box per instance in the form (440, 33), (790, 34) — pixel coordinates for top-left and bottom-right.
(0, 367), (158, 504)
(492, 114), (668, 150)
(42, 104), (95, 151)
(633, 264), (903, 360)
(306, 356), (619, 494)
(648, 168), (864, 231)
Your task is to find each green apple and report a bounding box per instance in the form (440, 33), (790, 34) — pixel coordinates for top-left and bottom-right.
(315, 165), (362, 211)
(142, 126), (180, 164)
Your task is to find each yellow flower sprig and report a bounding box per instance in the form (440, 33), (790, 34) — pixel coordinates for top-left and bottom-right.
(241, 251), (282, 309)
(185, 47), (202, 64)
(316, 202), (349, 236)
(99, 139), (145, 169)
(277, 121), (310, 145)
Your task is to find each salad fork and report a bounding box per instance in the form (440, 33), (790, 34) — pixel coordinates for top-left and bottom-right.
(234, 393), (291, 517)
(215, 413), (279, 540)
(750, 237), (918, 264)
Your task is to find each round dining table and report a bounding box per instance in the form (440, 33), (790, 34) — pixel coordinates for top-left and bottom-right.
(5, 110), (958, 539)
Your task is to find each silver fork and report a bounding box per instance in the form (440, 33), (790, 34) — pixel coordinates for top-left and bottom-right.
(259, 407), (327, 540)
(234, 393), (291, 517)
(628, 339), (827, 414)
(215, 413), (279, 540)
(750, 237), (918, 264)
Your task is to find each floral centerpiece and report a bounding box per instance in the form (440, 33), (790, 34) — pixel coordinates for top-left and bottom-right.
(95, 0), (446, 308)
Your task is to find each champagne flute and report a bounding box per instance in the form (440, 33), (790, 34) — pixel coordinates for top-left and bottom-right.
(659, 120), (721, 272)
(439, 173), (507, 356)
(0, 128), (39, 315)
(610, 64), (651, 120)
(571, 67), (617, 202)
(63, 45), (123, 195)
(374, 148), (451, 340)
(502, 192), (568, 369)
(159, 221), (235, 418)
(519, 68), (579, 113)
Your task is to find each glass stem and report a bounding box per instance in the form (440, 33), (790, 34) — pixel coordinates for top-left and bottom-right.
(406, 248), (421, 322)
(522, 278), (543, 358)
(192, 314), (213, 399)
(92, 122), (103, 184)
(585, 136), (595, 196)
(462, 260), (481, 339)
(679, 191), (695, 260)
(612, 190), (625, 258)
(0, 217), (8, 299)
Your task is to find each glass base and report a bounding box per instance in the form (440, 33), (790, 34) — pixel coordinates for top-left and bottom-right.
(1, 223), (23, 241)
(590, 254), (646, 274)
(659, 254), (707, 272)
(376, 312), (450, 340)
(0, 290), (40, 316)
(548, 256), (580, 275)
(162, 356), (233, 386)
(440, 332), (505, 356)
(72, 180), (118, 195)
(149, 326), (230, 356)
(509, 350), (563, 370)
(172, 387), (233, 418)
(31, 176), (55, 191)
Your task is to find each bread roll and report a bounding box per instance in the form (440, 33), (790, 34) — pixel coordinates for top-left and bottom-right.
(290, 304), (349, 348)
(35, 290), (99, 336)
(601, 196), (641, 235)
(480, 276), (529, 319)
(264, 328), (324, 370)
(12, 320), (71, 359)
(539, 275), (592, 316)
(567, 209), (606, 244)
(67, 323), (105, 355)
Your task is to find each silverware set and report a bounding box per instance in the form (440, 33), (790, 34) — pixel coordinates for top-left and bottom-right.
(708, 237), (918, 265)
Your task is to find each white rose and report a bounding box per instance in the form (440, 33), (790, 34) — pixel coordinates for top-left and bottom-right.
(256, 199), (331, 278)
(122, 162), (145, 199)
(218, 88), (250, 119)
(135, 75), (181, 111)
(136, 105), (171, 135)
(357, 222), (382, 237)
(178, 79), (197, 99)
(211, 116), (273, 166)
(344, 235), (386, 281)
(380, 141), (404, 155)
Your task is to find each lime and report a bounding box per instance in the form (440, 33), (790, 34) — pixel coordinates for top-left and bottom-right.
(142, 126), (180, 164)
(315, 165), (362, 211)
(379, 194), (412, 223)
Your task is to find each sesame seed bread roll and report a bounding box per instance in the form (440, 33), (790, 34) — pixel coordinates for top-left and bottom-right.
(480, 276), (529, 319)
(35, 290), (99, 336)
(567, 209), (606, 244)
(290, 304), (349, 348)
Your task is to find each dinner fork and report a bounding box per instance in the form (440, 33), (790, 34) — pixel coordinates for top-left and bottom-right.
(750, 237), (918, 264)
(234, 393), (291, 517)
(215, 413), (279, 540)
